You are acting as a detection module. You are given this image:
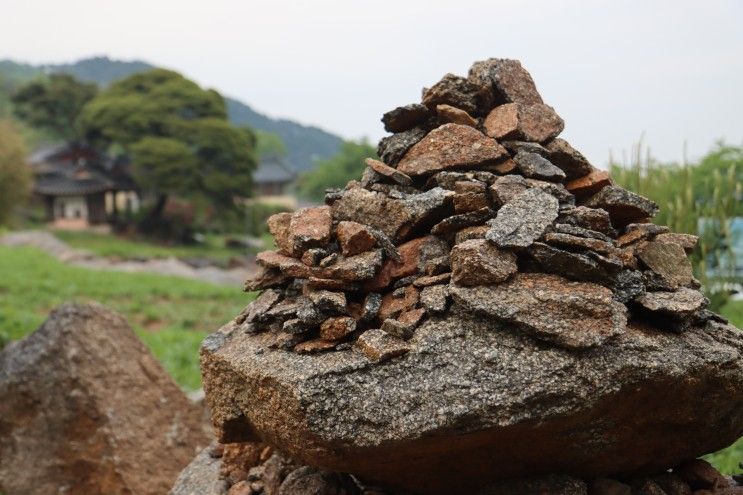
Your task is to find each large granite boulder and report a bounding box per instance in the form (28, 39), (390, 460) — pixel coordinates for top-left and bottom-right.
(0, 303), (211, 495)
(201, 306), (743, 494)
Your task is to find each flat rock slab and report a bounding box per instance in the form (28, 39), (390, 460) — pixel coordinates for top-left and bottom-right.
(201, 307), (743, 494)
(0, 303), (210, 495)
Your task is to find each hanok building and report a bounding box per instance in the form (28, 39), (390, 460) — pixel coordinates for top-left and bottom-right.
(30, 144), (140, 229)
(252, 154), (298, 208)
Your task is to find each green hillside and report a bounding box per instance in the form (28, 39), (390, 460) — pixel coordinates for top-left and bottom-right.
(0, 56), (343, 170)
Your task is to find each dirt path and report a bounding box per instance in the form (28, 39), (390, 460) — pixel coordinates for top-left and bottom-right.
(0, 231), (255, 287)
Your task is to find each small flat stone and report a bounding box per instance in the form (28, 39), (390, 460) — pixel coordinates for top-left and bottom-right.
(300, 248), (327, 266)
(490, 159), (518, 174)
(319, 316), (357, 342)
(282, 318), (309, 335)
(267, 212), (295, 255)
(354, 328), (410, 363)
(526, 242), (613, 283)
(293, 339), (336, 354)
(421, 73), (480, 115)
(635, 288), (708, 318)
(488, 174), (530, 206)
(360, 293), (382, 323)
(525, 179), (575, 206)
(239, 289), (282, 324)
(431, 207), (495, 237)
(378, 285), (419, 321)
(381, 103), (432, 133)
(467, 58), (544, 108)
(424, 255), (450, 275)
(501, 140), (550, 156)
(558, 206), (616, 236)
(544, 138), (594, 180)
(654, 232), (699, 252)
(486, 188), (559, 249)
(289, 206), (332, 253)
(455, 225), (490, 244)
(450, 272), (627, 349)
(566, 169), (611, 197)
(513, 151), (566, 182)
(413, 272), (451, 288)
(381, 317), (417, 340)
(544, 232), (617, 255)
(306, 278), (359, 292)
(306, 290), (346, 314)
(319, 249), (384, 282)
(364, 158), (413, 186)
(483, 103), (564, 143)
(453, 191), (490, 213)
(419, 284), (450, 314)
(256, 251), (313, 279)
(243, 266), (289, 292)
(584, 186), (659, 228)
(436, 104), (478, 127)
(377, 126), (427, 166)
(551, 223), (613, 242)
(451, 239), (517, 286)
(335, 221), (377, 257)
(636, 241), (694, 289)
(366, 236), (447, 291)
(397, 124), (508, 177)
(610, 269), (646, 304)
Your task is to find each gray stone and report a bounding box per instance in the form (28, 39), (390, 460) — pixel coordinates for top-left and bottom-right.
(636, 241), (695, 289)
(278, 466), (360, 495)
(201, 306), (743, 495)
(377, 126), (427, 166)
(169, 445), (228, 495)
(635, 288), (708, 319)
(354, 328), (410, 363)
(467, 58), (544, 109)
(307, 291), (347, 315)
(584, 186), (659, 228)
(332, 187), (454, 243)
(488, 174), (530, 206)
(526, 242), (613, 283)
(451, 239), (518, 286)
(486, 188), (559, 248)
(610, 270), (646, 304)
(430, 207), (495, 237)
(544, 138), (595, 180)
(557, 206), (616, 236)
(381, 103), (433, 133)
(514, 151), (566, 181)
(422, 73), (481, 115)
(451, 273), (627, 349)
(420, 284), (450, 314)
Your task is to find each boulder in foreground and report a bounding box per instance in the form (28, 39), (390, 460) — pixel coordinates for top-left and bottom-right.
(0, 303), (210, 495)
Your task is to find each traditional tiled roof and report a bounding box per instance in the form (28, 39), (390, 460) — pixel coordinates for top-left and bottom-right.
(253, 155), (297, 184)
(34, 167), (114, 196)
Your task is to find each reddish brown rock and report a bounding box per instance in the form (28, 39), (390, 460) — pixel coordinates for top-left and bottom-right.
(558, 206), (616, 236)
(674, 459), (729, 491)
(336, 221), (377, 257)
(436, 104), (478, 127)
(413, 272), (451, 288)
(0, 303), (210, 495)
(396, 124), (508, 177)
(421, 73), (481, 115)
(244, 266), (289, 292)
(489, 174), (530, 206)
(452, 273), (627, 349)
(366, 236), (446, 291)
(378, 285), (419, 321)
(483, 103), (564, 143)
(320, 250), (384, 282)
(455, 225), (490, 244)
(451, 239), (517, 286)
(636, 241), (694, 289)
(634, 288), (707, 319)
(354, 328), (410, 363)
(319, 317), (357, 342)
(257, 251), (314, 279)
(566, 169), (612, 197)
(584, 186), (659, 228)
(364, 158), (413, 186)
(289, 206), (332, 252)
(267, 212), (295, 256)
(491, 158), (518, 174)
(654, 232), (699, 252)
(453, 191), (490, 213)
(544, 138), (595, 180)
(294, 339), (337, 354)
(468, 58), (544, 108)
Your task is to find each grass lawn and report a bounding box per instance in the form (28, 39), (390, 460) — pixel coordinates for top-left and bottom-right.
(0, 245), (253, 390)
(53, 229), (258, 264)
(0, 244), (740, 474)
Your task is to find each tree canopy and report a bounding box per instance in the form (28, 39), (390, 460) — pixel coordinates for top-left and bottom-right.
(297, 139), (377, 202)
(11, 74), (97, 146)
(81, 69), (257, 217)
(0, 120), (32, 226)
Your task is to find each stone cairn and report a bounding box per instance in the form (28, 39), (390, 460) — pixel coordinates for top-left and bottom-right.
(242, 58), (718, 359)
(196, 59), (743, 495)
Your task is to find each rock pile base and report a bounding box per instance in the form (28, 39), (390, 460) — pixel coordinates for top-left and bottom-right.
(201, 58), (743, 494)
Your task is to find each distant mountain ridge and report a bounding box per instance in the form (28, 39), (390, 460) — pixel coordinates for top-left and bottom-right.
(0, 56), (343, 171)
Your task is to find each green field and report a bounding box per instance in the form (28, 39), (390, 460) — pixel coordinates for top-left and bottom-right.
(0, 245), (252, 390)
(0, 244), (740, 473)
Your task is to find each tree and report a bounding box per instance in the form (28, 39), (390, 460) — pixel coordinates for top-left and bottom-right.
(11, 74), (97, 147)
(0, 120), (32, 226)
(81, 69), (257, 222)
(297, 139), (377, 202)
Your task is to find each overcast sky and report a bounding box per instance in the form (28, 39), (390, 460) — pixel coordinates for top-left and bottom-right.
(2, 0), (742, 167)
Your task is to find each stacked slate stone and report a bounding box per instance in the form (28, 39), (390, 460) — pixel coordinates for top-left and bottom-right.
(241, 58), (722, 360)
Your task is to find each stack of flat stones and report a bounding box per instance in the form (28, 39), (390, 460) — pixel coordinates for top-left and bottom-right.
(242, 57), (721, 361)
